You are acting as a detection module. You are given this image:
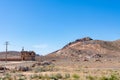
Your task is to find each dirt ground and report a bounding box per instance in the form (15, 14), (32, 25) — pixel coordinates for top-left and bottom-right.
(0, 59), (120, 79)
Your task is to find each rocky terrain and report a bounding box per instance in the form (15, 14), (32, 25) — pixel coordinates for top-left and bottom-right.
(46, 37), (120, 61)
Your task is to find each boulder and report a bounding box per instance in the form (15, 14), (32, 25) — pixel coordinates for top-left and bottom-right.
(0, 66), (9, 70)
(41, 61), (52, 66)
(15, 66), (29, 71)
(32, 61), (52, 67)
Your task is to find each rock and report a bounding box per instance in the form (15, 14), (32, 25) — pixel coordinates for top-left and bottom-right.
(0, 66), (9, 70)
(92, 54), (102, 58)
(95, 59), (101, 62)
(41, 61), (52, 66)
(51, 59), (56, 62)
(15, 66), (29, 71)
(83, 58), (89, 61)
(32, 61), (53, 67)
(76, 37), (93, 42)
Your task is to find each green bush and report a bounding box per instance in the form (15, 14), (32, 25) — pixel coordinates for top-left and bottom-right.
(99, 74), (119, 80)
(55, 73), (63, 79)
(109, 74), (119, 80)
(34, 65), (55, 73)
(72, 74), (80, 80)
(100, 76), (109, 80)
(2, 73), (13, 80)
(86, 75), (96, 80)
(64, 73), (70, 79)
(30, 74), (39, 79)
(49, 74), (58, 80)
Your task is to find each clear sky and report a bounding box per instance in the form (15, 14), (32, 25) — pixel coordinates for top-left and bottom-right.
(0, 0), (120, 55)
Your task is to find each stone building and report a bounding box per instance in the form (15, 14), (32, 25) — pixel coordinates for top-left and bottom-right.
(21, 48), (36, 61)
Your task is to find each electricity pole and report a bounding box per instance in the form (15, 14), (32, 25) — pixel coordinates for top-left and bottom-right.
(5, 41), (9, 63)
(3, 41), (9, 73)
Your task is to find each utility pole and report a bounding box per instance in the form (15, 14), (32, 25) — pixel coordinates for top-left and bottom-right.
(3, 41), (9, 73)
(5, 41), (9, 63)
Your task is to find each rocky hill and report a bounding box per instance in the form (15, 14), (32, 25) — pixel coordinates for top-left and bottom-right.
(47, 37), (120, 60)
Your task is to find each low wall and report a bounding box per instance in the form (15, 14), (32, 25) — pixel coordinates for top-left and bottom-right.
(0, 58), (22, 61)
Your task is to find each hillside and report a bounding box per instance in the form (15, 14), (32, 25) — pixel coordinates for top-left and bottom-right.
(46, 37), (120, 60)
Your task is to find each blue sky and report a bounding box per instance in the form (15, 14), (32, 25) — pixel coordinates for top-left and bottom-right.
(0, 0), (120, 55)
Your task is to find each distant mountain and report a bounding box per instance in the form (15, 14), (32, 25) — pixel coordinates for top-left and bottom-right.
(0, 51), (20, 59)
(47, 37), (120, 59)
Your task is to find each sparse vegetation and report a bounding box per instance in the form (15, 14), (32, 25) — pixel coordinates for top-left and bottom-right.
(0, 72), (120, 80)
(33, 65), (55, 73)
(86, 75), (96, 80)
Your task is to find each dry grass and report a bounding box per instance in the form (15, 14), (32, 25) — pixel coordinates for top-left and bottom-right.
(0, 60), (120, 80)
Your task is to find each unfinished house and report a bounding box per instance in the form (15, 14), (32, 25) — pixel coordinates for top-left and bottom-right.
(21, 51), (36, 61)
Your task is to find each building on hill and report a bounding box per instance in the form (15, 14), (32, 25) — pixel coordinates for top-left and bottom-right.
(21, 48), (36, 61)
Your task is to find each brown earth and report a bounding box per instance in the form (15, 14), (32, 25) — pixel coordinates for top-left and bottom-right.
(44, 37), (120, 61)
